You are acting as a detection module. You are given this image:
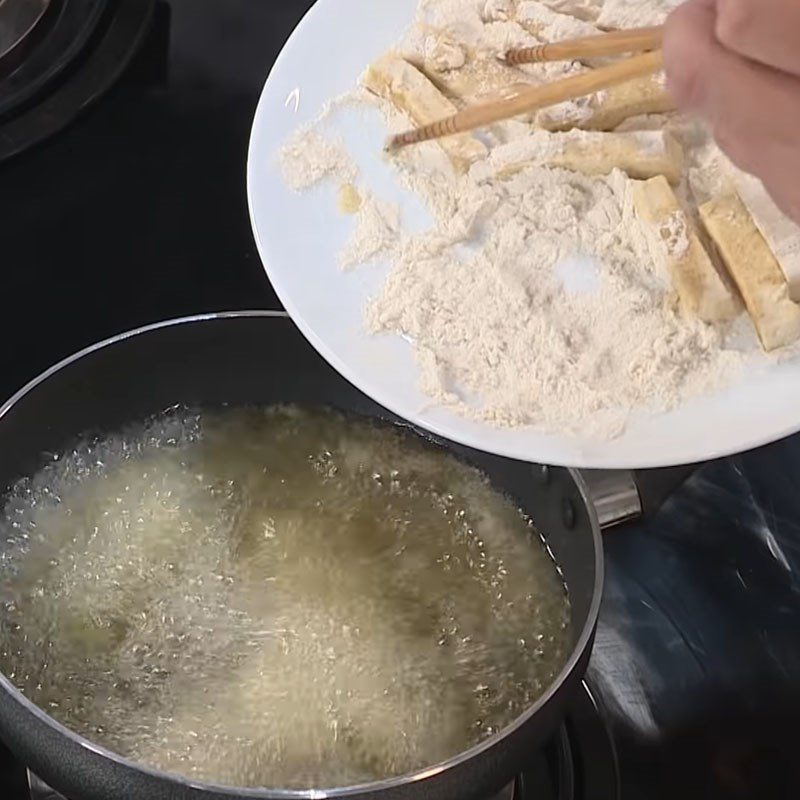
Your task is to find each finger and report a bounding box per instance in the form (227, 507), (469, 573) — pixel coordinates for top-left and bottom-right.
(715, 0), (800, 78)
(665, 0), (800, 149)
(663, 0), (718, 111)
(664, 0), (800, 222)
(723, 132), (800, 224)
(763, 172), (800, 226)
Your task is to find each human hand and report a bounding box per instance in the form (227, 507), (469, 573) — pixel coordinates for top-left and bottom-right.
(663, 0), (800, 224)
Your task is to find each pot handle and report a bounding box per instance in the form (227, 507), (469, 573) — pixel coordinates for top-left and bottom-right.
(578, 465), (698, 531)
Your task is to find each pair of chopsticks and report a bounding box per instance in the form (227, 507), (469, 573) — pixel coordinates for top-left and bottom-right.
(387, 25), (664, 152)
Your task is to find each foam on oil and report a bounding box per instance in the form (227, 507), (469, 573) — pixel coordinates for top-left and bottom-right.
(0, 406), (571, 789)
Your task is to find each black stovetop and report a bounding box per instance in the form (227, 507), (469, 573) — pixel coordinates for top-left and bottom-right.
(3, 2), (800, 799)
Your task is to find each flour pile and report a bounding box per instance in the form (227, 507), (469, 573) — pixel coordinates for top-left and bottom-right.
(278, 0), (758, 439)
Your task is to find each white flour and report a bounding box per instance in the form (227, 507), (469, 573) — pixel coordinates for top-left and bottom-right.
(363, 162), (743, 437)
(664, 212), (690, 257)
(339, 194), (401, 269)
(280, 128), (357, 191)
(596, 0), (682, 29)
(536, 0), (603, 21)
(516, 1), (598, 39)
(278, 0), (760, 439)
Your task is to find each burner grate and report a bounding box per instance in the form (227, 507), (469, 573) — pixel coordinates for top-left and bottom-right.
(0, 0), (154, 159)
(0, 0), (52, 69)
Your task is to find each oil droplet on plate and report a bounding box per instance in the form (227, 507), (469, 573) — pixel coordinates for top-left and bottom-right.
(337, 183), (362, 215)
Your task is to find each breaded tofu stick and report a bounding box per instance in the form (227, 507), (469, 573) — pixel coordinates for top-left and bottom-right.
(472, 129), (684, 185)
(731, 170), (800, 303)
(700, 194), (800, 350)
(363, 54), (488, 171)
(537, 73), (676, 132)
(633, 176), (740, 323)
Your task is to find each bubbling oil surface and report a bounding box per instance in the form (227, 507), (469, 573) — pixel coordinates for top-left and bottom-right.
(0, 406), (571, 789)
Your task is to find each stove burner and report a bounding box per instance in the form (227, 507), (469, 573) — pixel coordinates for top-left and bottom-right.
(0, 0), (51, 66)
(0, 0), (105, 117)
(0, 0), (154, 160)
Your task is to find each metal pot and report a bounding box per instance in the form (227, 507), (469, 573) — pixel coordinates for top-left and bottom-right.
(0, 312), (603, 800)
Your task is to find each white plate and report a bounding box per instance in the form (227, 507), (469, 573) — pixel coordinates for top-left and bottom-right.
(247, 0), (800, 469)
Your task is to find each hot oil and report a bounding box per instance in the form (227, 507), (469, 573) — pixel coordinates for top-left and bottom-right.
(0, 406), (572, 789)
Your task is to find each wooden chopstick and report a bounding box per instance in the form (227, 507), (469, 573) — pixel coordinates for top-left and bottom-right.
(504, 25), (663, 66)
(386, 49), (663, 152)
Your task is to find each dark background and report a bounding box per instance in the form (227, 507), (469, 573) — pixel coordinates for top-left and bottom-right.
(0, 0), (318, 402)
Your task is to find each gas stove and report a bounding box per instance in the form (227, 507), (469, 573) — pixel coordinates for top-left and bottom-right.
(2, 2), (800, 799)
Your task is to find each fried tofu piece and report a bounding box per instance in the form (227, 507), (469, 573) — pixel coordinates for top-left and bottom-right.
(537, 73), (675, 132)
(700, 194), (800, 350)
(363, 54), (488, 171)
(473, 129), (684, 184)
(633, 176), (739, 322)
(731, 170), (800, 303)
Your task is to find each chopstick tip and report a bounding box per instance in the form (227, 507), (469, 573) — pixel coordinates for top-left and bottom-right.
(384, 135), (401, 154)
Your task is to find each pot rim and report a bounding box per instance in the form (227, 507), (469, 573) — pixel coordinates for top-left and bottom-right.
(0, 310), (605, 799)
